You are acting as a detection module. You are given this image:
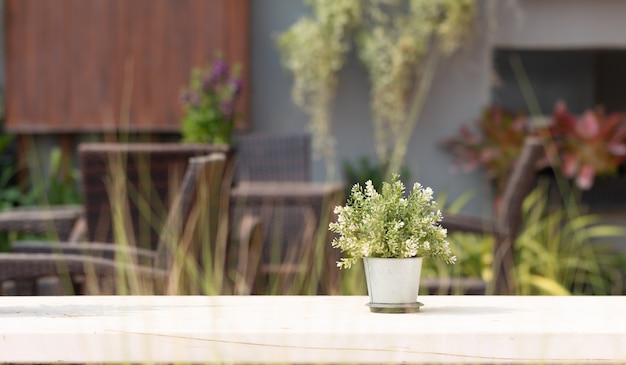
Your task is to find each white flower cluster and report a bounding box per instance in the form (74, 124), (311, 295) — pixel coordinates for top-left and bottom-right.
(329, 174), (456, 269)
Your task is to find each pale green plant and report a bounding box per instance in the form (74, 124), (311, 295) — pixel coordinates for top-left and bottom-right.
(329, 174), (455, 269)
(277, 0), (476, 178)
(276, 0), (361, 177)
(358, 0), (475, 174)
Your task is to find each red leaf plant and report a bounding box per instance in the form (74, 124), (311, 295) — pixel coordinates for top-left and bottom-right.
(547, 101), (626, 190)
(441, 107), (529, 196)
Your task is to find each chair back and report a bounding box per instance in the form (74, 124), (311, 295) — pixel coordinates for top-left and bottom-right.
(493, 136), (545, 294)
(78, 143), (232, 250)
(155, 153), (231, 294)
(234, 133), (311, 182)
(231, 133), (325, 293)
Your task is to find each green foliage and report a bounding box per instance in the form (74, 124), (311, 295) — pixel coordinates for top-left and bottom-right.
(515, 184), (626, 295)
(329, 174), (455, 269)
(422, 188), (493, 291)
(0, 135), (24, 210)
(0, 142), (82, 251)
(422, 232), (493, 293)
(422, 184), (626, 295)
(179, 54), (243, 144)
(0, 134), (19, 252)
(22, 146), (82, 206)
(42, 147), (82, 205)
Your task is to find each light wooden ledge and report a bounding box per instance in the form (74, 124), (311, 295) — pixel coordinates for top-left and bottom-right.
(0, 295), (625, 364)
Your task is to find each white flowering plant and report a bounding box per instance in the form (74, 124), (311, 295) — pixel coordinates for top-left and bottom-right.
(329, 174), (456, 269)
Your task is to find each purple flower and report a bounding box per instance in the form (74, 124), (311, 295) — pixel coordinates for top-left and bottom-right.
(211, 59), (229, 82)
(178, 90), (190, 104)
(201, 73), (215, 92)
(220, 101), (234, 120)
(189, 92), (201, 107)
(231, 78), (243, 97)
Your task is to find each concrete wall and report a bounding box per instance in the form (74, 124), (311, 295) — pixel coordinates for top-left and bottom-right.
(494, 0), (626, 49)
(251, 0), (492, 216)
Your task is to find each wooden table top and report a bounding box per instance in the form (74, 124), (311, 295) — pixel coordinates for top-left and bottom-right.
(1, 295), (624, 364)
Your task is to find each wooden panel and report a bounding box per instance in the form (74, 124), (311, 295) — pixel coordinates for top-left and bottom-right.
(225, 0), (250, 131)
(4, 0), (250, 133)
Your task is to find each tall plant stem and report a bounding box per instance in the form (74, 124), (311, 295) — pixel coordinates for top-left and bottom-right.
(385, 47), (440, 181)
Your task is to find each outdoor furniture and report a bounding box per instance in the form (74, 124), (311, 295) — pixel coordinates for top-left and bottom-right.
(234, 133), (311, 182)
(231, 181), (345, 294)
(0, 205), (84, 241)
(1, 142), (239, 294)
(232, 133), (343, 294)
(426, 137), (544, 295)
(1, 295), (624, 364)
(79, 142), (233, 249)
(0, 143), (233, 247)
(0, 144), (229, 290)
(1, 152), (262, 295)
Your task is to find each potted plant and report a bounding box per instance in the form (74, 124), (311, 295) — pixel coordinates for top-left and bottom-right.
(179, 54), (243, 145)
(329, 174), (455, 313)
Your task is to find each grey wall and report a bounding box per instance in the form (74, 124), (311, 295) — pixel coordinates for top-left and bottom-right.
(251, 0), (492, 217)
(494, 0), (626, 48)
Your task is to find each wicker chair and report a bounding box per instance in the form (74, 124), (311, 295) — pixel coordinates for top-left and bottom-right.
(78, 142), (234, 249)
(233, 133), (311, 182)
(0, 205), (84, 242)
(231, 133), (342, 294)
(424, 137), (545, 295)
(0, 143), (233, 245)
(1, 151), (262, 295)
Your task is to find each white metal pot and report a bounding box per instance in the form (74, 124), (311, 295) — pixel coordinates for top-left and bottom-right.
(363, 257), (423, 305)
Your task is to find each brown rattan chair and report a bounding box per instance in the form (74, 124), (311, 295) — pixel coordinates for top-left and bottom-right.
(233, 133), (311, 182)
(0, 143), (233, 245)
(0, 205), (84, 242)
(0, 142), (230, 293)
(423, 137), (545, 295)
(1, 152), (262, 295)
(78, 142), (234, 249)
(231, 133), (342, 293)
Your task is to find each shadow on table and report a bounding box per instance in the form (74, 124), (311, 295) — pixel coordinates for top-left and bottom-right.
(419, 305), (520, 316)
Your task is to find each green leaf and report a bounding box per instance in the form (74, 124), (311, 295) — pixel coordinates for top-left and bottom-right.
(528, 275), (571, 296)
